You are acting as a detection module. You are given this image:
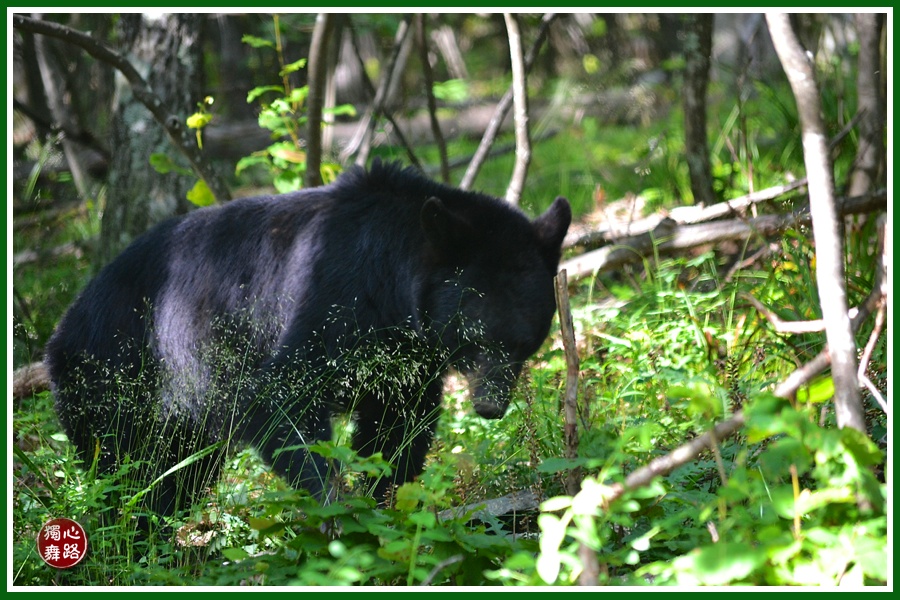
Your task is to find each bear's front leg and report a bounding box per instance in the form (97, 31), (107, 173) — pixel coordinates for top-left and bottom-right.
(245, 398), (335, 500)
(351, 380), (443, 501)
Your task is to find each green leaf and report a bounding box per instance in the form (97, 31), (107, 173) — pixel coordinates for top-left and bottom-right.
(394, 482), (422, 512)
(221, 547), (250, 561)
(432, 79), (468, 103)
(408, 511), (435, 529)
(797, 375), (834, 404)
(241, 34), (274, 48)
(149, 152), (187, 175)
(536, 551), (561, 585)
(839, 426), (884, 467)
(323, 103), (357, 117)
(279, 58), (307, 76)
(674, 543), (766, 585)
(268, 141), (307, 164)
(186, 179), (216, 207)
(186, 112), (213, 130)
(247, 85), (284, 104)
(273, 171), (302, 193)
(247, 516), (281, 534)
(540, 495), (573, 512)
(235, 154), (270, 175)
(288, 86), (309, 105)
(758, 437), (813, 479)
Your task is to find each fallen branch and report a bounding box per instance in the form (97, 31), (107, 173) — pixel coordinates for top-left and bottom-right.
(564, 178), (808, 250)
(13, 362), (50, 400)
(561, 189), (886, 281)
(437, 489), (540, 522)
(13, 241), (82, 268)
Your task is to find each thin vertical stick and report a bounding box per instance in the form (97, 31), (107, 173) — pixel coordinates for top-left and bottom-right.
(554, 269), (580, 496)
(556, 270), (599, 585)
(416, 14), (450, 183)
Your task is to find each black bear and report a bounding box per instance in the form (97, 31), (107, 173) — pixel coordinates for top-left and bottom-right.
(45, 160), (571, 516)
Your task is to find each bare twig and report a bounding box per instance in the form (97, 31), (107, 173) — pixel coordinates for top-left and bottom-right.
(767, 12), (864, 434)
(305, 13), (335, 188)
(344, 21), (421, 169)
(419, 554), (464, 586)
(740, 293), (828, 334)
(346, 16), (413, 166)
(460, 13), (555, 190)
(13, 14), (231, 203)
(502, 13), (531, 205)
(415, 14), (450, 183)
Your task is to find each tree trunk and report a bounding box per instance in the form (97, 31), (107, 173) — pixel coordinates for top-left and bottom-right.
(682, 13), (716, 207)
(503, 13), (531, 206)
(99, 13), (204, 265)
(32, 13), (93, 201)
(766, 12), (866, 435)
(847, 13), (885, 196)
(305, 13), (335, 188)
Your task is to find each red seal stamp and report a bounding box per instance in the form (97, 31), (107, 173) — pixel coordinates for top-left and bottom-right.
(37, 518), (88, 569)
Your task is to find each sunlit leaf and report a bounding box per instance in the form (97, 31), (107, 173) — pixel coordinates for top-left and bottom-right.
(241, 34), (274, 48)
(279, 58), (307, 76)
(247, 85), (284, 104)
(186, 179), (216, 207)
(796, 375), (834, 404)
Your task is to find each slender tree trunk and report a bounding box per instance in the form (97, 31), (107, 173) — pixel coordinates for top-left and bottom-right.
(99, 13), (204, 265)
(766, 12), (866, 434)
(305, 13), (335, 188)
(503, 13), (531, 206)
(848, 13), (885, 196)
(682, 13), (716, 207)
(32, 13), (93, 201)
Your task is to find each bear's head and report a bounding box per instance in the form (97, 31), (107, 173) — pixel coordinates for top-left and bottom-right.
(421, 195), (571, 419)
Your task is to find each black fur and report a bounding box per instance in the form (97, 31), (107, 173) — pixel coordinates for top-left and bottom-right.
(45, 160), (571, 515)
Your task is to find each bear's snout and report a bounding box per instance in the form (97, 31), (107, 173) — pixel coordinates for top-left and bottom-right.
(473, 399), (509, 420)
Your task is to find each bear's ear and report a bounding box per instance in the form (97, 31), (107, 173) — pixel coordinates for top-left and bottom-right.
(421, 197), (472, 261)
(533, 196), (572, 252)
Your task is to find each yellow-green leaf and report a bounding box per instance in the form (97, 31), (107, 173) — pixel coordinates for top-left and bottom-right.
(186, 179), (216, 207)
(186, 112), (213, 130)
